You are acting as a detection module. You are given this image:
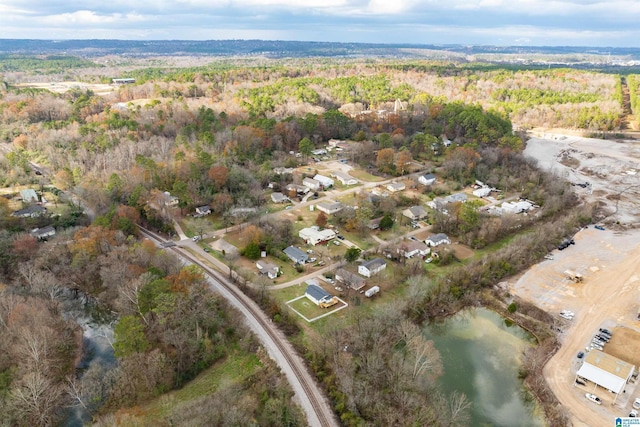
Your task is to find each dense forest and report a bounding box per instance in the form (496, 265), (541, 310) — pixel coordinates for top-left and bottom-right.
(0, 56), (637, 426)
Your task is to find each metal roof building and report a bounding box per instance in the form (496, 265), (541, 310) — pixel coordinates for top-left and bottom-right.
(575, 349), (635, 403)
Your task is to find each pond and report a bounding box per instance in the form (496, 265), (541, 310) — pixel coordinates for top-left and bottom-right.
(424, 308), (545, 427)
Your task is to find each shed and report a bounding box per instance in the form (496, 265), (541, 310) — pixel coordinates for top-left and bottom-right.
(575, 350), (635, 403)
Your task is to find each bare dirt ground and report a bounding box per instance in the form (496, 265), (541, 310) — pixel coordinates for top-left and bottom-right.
(14, 81), (116, 95)
(511, 133), (640, 425)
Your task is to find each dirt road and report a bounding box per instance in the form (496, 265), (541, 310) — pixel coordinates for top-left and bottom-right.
(519, 133), (640, 425)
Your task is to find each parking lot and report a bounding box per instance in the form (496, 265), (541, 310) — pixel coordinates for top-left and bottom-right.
(509, 226), (640, 426)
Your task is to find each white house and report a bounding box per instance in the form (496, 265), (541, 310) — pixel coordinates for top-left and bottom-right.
(303, 177), (321, 191)
(271, 192), (290, 203)
(331, 171), (358, 186)
(316, 200), (343, 215)
(358, 258), (387, 278)
(472, 187), (493, 198)
(386, 182), (406, 192)
(425, 233), (451, 247)
(299, 226), (337, 246)
(397, 240), (430, 258)
(402, 206), (428, 221)
(31, 226), (55, 240)
(314, 174), (334, 188)
(286, 184), (309, 195)
(418, 174), (437, 186)
(501, 200), (533, 214)
(256, 261), (279, 279)
(305, 284), (335, 307)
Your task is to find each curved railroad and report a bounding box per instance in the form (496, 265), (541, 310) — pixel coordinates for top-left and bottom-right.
(139, 227), (338, 427)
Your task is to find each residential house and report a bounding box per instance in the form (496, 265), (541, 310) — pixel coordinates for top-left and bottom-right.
(12, 205), (47, 218)
(331, 171), (358, 186)
(501, 200), (533, 214)
(31, 226), (55, 240)
(386, 182), (406, 193)
(285, 184), (309, 195)
(299, 226), (337, 245)
(427, 197), (447, 212)
(397, 240), (430, 258)
(274, 167), (294, 175)
(271, 192), (290, 204)
(311, 148), (327, 156)
(283, 246), (308, 264)
(472, 187), (493, 198)
(335, 268), (366, 290)
(303, 177), (321, 191)
(20, 189), (39, 203)
(445, 193), (468, 204)
(358, 258), (387, 278)
(368, 217), (382, 230)
(371, 187), (389, 197)
(425, 233), (451, 247)
(402, 205), (428, 221)
(195, 205), (211, 215)
(256, 261), (279, 279)
(313, 174), (334, 188)
(316, 200), (343, 215)
(305, 284), (335, 307)
(161, 192), (179, 207)
(418, 173), (437, 186)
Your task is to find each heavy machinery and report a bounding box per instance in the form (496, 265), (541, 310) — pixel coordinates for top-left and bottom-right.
(565, 270), (583, 283)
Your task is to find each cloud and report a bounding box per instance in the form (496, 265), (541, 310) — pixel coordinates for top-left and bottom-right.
(0, 0), (638, 46)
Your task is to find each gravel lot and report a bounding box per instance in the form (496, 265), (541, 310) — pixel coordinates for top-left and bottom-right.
(510, 134), (640, 426)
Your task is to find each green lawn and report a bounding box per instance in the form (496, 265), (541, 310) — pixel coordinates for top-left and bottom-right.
(114, 350), (261, 425)
(349, 169), (385, 182)
(288, 297), (330, 320)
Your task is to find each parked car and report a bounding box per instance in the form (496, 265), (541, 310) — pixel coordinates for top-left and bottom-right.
(204, 247), (210, 253)
(425, 257), (433, 264)
(585, 393), (602, 405)
(629, 410), (638, 418)
(599, 328), (612, 336)
(544, 254), (554, 260)
(192, 236), (200, 242)
(333, 240), (340, 246)
(575, 379), (586, 386)
(337, 235), (345, 240)
(309, 257), (317, 262)
(577, 351), (585, 359)
(633, 398), (640, 410)
(561, 310), (575, 317)
(595, 225), (605, 231)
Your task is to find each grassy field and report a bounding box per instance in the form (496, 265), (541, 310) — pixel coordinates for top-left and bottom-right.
(349, 169), (385, 182)
(288, 297), (329, 320)
(112, 351), (261, 425)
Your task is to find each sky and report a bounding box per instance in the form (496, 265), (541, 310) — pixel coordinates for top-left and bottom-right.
(1, 0), (639, 47)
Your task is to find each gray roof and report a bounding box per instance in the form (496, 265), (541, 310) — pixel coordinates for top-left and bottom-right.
(31, 226), (55, 237)
(306, 284), (331, 301)
(12, 205), (47, 217)
(336, 268), (366, 286)
(361, 258), (386, 270)
(284, 246), (308, 262)
(446, 193), (468, 203)
(422, 173), (436, 180)
(426, 233), (449, 244)
(409, 206), (427, 217)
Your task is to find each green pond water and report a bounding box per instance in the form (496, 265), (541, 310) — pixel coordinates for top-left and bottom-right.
(424, 308), (545, 427)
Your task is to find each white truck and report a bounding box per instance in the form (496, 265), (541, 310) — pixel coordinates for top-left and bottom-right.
(365, 286), (380, 298)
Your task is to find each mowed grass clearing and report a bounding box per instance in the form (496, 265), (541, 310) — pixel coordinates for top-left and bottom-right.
(111, 351), (261, 426)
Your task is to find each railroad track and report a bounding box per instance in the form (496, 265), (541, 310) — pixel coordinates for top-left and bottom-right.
(139, 227), (337, 427)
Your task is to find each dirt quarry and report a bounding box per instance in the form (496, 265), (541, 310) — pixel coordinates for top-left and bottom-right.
(513, 133), (640, 426)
